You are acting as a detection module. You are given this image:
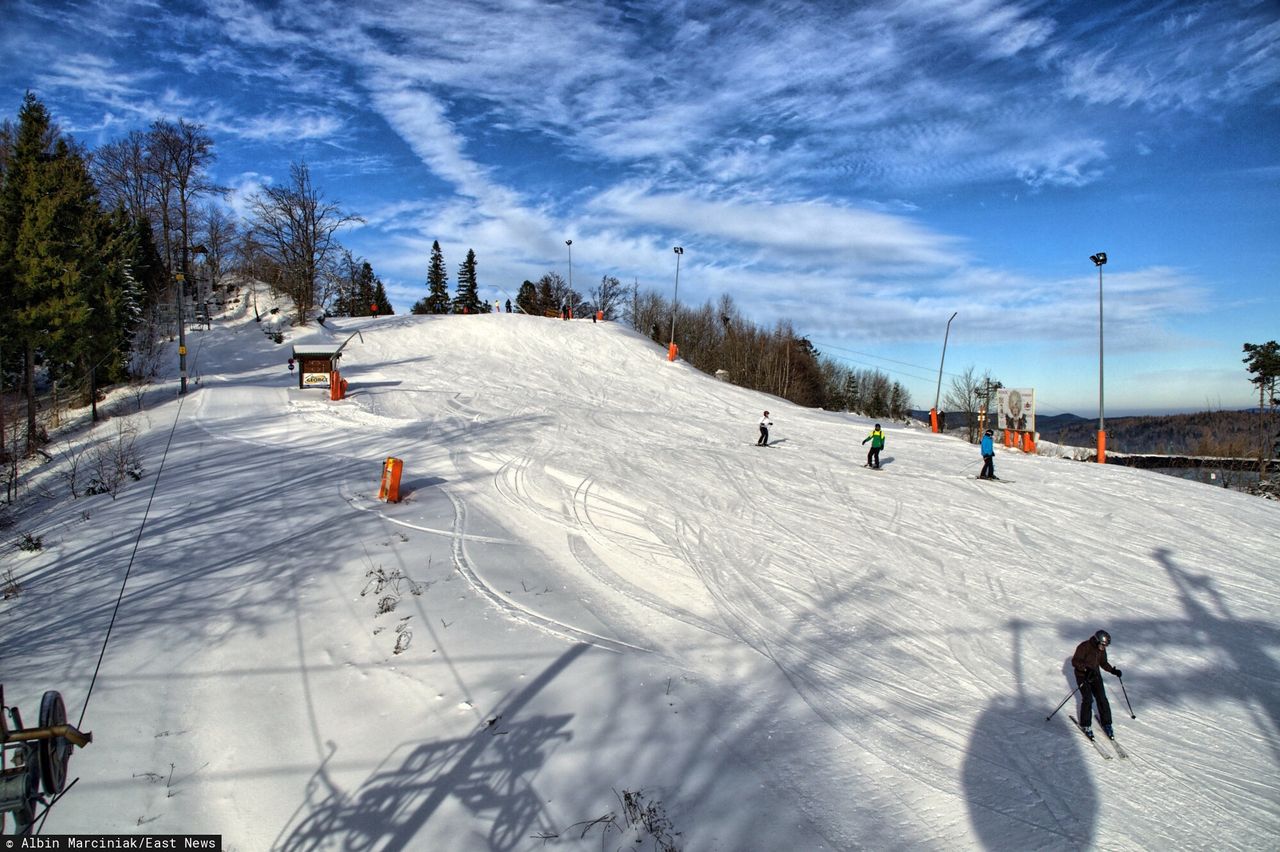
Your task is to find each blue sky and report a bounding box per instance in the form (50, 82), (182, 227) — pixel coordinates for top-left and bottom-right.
(4, 0), (1277, 415)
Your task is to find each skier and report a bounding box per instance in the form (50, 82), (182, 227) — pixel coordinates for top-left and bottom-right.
(1073, 629), (1123, 739)
(979, 429), (996, 479)
(757, 411), (773, 446)
(862, 423), (885, 468)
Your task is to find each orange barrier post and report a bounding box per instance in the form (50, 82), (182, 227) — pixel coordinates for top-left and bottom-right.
(596, 310), (603, 321)
(1022, 432), (1036, 453)
(329, 371), (342, 400)
(378, 457), (403, 503)
(1097, 431), (1107, 464)
(1003, 429), (1013, 447)
(929, 409), (939, 433)
(667, 342), (679, 361)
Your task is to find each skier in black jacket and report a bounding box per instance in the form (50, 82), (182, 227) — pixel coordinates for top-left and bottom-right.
(1073, 629), (1123, 739)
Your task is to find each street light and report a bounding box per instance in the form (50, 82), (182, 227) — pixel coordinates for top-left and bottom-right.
(932, 311), (958, 432)
(177, 242), (208, 395)
(668, 246), (683, 361)
(565, 239), (573, 318)
(1090, 251), (1107, 463)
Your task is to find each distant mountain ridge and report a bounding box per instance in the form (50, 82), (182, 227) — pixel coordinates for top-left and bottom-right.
(914, 409), (1276, 456)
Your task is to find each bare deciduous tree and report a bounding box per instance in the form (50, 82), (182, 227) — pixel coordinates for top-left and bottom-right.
(248, 162), (361, 324)
(590, 274), (625, 320)
(197, 202), (238, 292)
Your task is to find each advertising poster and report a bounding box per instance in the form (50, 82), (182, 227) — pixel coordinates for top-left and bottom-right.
(997, 387), (1035, 433)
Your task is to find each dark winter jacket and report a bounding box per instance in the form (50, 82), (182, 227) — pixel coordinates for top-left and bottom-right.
(1072, 638), (1119, 680)
(863, 429), (885, 450)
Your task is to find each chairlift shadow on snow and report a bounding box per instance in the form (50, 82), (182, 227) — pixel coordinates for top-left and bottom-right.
(271, 644), (589, 852)
(960, 548), (1280, 849)
(961, 618), (1099, 850)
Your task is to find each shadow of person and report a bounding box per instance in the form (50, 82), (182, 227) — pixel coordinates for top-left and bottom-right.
(962, 618), (1098, 849)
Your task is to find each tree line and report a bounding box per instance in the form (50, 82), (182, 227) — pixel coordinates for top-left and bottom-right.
(0, 93), (380, 457)
(622, 288), (912, 418)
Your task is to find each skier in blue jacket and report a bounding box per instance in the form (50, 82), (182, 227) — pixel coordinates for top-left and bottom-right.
(979, 429), (996, 479)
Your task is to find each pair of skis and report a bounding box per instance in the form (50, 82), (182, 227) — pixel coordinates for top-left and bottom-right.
(1069, 715), (1128, 759)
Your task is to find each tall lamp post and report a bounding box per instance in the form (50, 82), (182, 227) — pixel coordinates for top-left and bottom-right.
(1090, 252), (1107, 463)
(565, 239), (573, 317)
(177, 244), (190, 395)
(177, 242), (208, 395)
(668, 246), (684, 361)
(932, 311), (958, 433)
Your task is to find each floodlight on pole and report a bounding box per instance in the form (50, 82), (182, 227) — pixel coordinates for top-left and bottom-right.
(565, 239), (573, 317)
(668, 247), (684, 361)
(931, 311), (958, 433)
(1090, 251), (1107, 463)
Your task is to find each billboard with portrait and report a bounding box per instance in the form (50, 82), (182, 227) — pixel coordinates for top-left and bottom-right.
(997, 388), (1035, 433)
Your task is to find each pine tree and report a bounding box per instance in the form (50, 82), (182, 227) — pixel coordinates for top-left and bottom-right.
(536, 275), (556, 316)
(372, 278), (393, 316)
(413, 240), (450, 314)
(0, 95), (107, 448)
(516, 280), (537, 315)
(843, 372), (860, 413)
(1243, 341), (1280, 477)
(355, 260), (376, 316)
(452, 248), (481, 314)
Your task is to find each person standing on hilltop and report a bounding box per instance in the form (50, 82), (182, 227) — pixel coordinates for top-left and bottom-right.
(862, 424), (885, 468)
(757, 411), (773, 446)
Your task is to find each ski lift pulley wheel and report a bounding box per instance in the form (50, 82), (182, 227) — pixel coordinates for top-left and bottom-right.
(39, 691), (71, 795)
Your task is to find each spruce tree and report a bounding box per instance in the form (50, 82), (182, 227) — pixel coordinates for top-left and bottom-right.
(1, 95), (100, 448)
(516, 280), (537, 315)
(452, 248), (481, 314)
(414, 240), (450, 314)
(355, 261), (376, 316)
(372, 278), (393, 316)
(536, 275), (556, 316)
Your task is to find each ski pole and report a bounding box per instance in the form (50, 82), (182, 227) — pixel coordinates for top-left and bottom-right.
(1045, 682), (1081, 722)
(1118, 676), (1136, 719)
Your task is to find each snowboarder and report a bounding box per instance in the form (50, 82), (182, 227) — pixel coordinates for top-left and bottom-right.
(979, 429), (996, 479)
(757, 411), (773, 446)
(1073, 629), (1123, 739)
(862, 424), (885, 468)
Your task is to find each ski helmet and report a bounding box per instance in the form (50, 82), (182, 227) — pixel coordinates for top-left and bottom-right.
(1094, 629), (1111, 646)
(763, 410), (769, 416)
(985, 429), (994, 436)
(875, 423), (881, 429)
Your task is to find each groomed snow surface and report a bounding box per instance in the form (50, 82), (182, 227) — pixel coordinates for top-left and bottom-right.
(4, 288), (1277, 851)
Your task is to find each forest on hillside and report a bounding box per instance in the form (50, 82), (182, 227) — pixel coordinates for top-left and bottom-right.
(1041, 409), (1279, 458)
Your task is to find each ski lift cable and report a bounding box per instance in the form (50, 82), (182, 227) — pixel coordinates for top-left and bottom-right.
(77, 332), (205, 730)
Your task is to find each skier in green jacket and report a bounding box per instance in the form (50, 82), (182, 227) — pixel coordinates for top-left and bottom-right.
(862, 424), (885, 469)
